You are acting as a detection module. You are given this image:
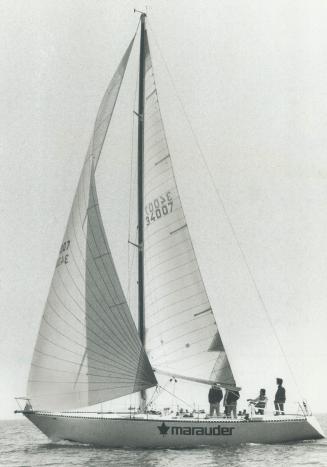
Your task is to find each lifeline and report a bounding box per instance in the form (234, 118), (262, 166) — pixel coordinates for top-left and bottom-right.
(171, 425), (235, 436)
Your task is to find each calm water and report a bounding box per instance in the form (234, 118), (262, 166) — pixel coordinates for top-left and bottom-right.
(0, 415), (326, 467)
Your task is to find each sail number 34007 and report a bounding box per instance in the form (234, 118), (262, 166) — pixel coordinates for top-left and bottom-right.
(145, 192), (173, 226)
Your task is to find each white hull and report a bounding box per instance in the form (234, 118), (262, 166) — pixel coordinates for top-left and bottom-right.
(24, 411), (324, 448)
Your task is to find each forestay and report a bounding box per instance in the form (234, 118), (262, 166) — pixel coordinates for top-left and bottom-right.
(143, 32), (236, 388)
(27, 39), (157, 411)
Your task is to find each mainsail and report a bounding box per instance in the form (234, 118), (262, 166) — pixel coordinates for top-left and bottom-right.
(142, 32), (236, 388)
(27, 39), (157, 411)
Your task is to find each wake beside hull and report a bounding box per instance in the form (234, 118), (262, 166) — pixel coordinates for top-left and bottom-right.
(24, 412), (324, 448)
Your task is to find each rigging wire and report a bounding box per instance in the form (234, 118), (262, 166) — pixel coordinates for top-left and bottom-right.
(158, 384), (194, 411)
(145, 379), (176, 411)
(147, 19), (303, 399)
(144, 385), (160, 409)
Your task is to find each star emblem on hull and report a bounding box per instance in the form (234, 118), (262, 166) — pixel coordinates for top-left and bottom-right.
(158, 422), (170, 435)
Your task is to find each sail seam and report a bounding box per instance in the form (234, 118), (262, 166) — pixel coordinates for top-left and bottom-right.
(144, 126), (164, 145)
(144, 145), (166, 165)
(74, 174), (143, 357)
(144, 209), (185, 242)
(144, 144), (167, 165)
(33, 345), (142, 377)
(146, 278), (203, 307)
(147, 304), (212, 332)
(48, 282), (141, 372)
(145, 290), (208, 319)
(147, 322), (216, 351)
(146, 258), (197, 281)
(143, 165), (171, 186)
(146, 297), (208, 322)
(147, 316), (215, 343)
(146, 247), (194, 274)
(94, 252), (110, 260)
(53, 262), (138, 366)
(147, 268), (200, 296)
(86, 173), (144, 352)
(144, 178), (175, 199)
(157, 346), (217, 366)
(144, 120), (163, 139)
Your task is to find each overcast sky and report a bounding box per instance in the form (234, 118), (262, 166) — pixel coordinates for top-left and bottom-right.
(1, 0), (327, 419)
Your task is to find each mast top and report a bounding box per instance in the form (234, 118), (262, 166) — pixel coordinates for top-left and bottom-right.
(134, 9), (147, 17)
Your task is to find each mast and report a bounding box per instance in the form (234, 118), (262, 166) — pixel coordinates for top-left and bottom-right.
(137, 12), (146, 410)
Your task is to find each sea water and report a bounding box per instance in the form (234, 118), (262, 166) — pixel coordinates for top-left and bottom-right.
(0, 415), (326, 466)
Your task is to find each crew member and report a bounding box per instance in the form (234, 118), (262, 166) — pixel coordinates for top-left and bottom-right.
(247, 388), (268, 415)
(274, 378), (286, 415)
(208, 383), (223, 416)
(224, 389), (240, 418)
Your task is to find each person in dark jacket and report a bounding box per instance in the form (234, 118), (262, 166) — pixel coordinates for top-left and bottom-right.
(223, 389), (240, 418)
(274, 378), (286, 415)
(208, 383), (223, 416)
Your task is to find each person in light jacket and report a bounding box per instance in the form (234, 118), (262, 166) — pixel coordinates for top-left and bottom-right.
(247, 388), (268, 415)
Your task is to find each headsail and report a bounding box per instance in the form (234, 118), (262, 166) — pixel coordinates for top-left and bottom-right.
(142, 32), (236, 388)
(88, 38), (134, 168)
(27, 39), (157, 411)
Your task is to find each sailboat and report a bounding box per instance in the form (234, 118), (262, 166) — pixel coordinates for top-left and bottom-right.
(16, 13), (324, 447)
